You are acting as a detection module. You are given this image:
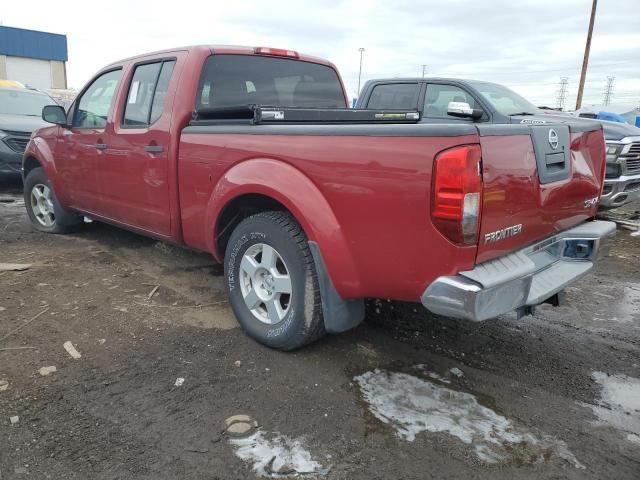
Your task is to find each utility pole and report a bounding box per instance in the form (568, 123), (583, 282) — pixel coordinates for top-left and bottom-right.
(602, 76), (615, 105)
(357, 48), (365, 96)
(575, 0), (597, 110)
(556, 77), (569, 110)
(422, 65), (427, 78)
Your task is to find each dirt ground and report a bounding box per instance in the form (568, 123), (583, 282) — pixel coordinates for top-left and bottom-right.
(1, 176), (639, 480)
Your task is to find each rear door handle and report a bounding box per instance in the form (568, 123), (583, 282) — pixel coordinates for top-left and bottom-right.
(95, 143), (107, 151)
(144, 145), (164, 153)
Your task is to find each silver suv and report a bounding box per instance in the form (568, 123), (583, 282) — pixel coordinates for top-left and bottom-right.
(599, 121), (640, 209)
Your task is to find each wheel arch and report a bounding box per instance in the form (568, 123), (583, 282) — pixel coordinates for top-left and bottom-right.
(22, 155), (43, 179)
(207, 158), (361, 298)
(22, 137), (71, 205)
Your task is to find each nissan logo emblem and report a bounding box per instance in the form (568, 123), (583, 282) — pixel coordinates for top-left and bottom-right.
(548, 129), (559, 149)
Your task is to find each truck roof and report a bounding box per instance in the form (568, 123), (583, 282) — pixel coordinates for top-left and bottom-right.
(102, 45), (337, 70)
(362, 77), (500, 87)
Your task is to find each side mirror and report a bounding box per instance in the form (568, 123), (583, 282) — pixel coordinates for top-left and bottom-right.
(42, 105), (67, 126)
(447, 101), (483, 120)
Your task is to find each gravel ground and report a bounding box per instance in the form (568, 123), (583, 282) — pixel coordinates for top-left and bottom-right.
(1, 177), (639, 480)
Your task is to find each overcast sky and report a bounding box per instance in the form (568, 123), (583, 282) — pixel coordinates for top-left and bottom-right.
(2, 0), (638, 109)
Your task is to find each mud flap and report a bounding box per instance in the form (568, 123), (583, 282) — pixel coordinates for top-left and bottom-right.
(308, 241), (364, 333)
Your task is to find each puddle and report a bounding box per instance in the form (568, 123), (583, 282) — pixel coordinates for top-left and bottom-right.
(575, 281), (640, 325)
(355, 369), (583, 467)
(0, 195), (25, 209)
(618, 284), (640, 322)
(230, 431), (328, 477)
(583, 371), (640, 443)
(567, 282), (640, 329)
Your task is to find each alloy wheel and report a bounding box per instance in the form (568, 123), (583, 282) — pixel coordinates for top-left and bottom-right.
(239, 243), (293, 324)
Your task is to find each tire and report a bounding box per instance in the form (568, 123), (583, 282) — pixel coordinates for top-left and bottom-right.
(224, 211), (326, 350)
(24, 167), (82, 234)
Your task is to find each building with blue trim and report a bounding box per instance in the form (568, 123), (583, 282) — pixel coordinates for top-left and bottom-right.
(0, 26), (68, 89)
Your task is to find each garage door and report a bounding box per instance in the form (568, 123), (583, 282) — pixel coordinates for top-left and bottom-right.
(5, 56), (52, 89)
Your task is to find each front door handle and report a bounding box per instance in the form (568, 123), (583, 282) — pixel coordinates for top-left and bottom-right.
(95, 143), (107, 151)
(144, 145), (164, 153)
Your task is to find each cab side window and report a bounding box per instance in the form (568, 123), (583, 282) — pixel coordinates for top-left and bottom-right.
(73, 69), (122, 129)
(150, 61), (175, 123)
(367, 83), (420, 110)
(423, 84), (477, 119)
(123, 60), (175, 127)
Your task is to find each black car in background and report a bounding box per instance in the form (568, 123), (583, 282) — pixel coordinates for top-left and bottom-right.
(0, 87), (53, 177)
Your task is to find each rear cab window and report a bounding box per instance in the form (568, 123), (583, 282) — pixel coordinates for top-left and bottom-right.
(367, 83), (421, 110)
(197, 54), (346, 110)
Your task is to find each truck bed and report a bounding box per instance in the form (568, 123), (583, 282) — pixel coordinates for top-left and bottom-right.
(177, 117), (605, 301)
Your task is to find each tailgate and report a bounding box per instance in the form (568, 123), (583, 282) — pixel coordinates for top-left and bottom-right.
(476, 122), (605, 264)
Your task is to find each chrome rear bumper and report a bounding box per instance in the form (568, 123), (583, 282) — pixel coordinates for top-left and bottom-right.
(421, 220), (617, 321)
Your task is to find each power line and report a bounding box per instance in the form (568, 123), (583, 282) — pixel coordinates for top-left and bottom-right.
(430, 60), (634, 78)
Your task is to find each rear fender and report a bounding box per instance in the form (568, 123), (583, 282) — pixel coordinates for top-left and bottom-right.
(206, 158), (361, 298)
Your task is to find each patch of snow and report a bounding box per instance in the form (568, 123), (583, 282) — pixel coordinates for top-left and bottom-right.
(230, 431), (327, 477)
(585, 371), (640, 442)
(627, 433), (640, 445)
(355, 369), (583, 467)
(449, 367), (464, 378)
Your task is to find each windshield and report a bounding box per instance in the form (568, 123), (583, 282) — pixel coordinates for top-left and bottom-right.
(469, 82), (540, 116)
(0, 89), (54, 116)
(197, 54), (346, 109)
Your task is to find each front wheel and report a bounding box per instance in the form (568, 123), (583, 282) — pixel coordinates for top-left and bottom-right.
(224, 211), (326, 350)
(24, 167), (82, 234)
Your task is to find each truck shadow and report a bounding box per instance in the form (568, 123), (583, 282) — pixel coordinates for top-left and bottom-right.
(78, 221), (223, 278)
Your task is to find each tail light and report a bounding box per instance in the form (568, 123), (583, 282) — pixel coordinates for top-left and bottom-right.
(431, 145), (483, 245)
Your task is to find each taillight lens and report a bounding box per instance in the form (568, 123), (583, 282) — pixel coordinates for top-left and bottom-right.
(431, 145), (483, 245)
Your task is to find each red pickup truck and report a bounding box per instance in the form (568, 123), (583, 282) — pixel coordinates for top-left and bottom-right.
(23, 45), (615, 350)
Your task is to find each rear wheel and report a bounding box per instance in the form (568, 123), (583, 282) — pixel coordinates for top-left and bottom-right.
(224, 211), (325, 350)
(24, 167), (82, 234)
